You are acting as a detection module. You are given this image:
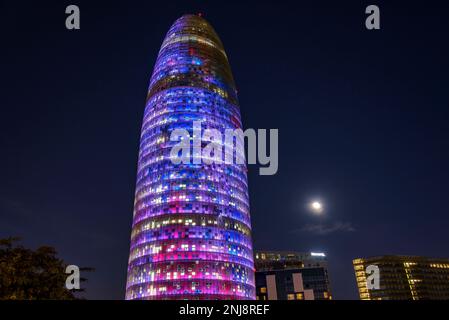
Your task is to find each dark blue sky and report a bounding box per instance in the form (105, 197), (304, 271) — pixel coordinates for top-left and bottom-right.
(1, 1), (449, 299)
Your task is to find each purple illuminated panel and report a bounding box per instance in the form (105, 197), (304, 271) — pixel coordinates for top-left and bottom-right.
(125, 14), (255, 300)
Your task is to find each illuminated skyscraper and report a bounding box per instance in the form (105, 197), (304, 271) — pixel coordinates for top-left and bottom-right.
(125, 14), (255, 300)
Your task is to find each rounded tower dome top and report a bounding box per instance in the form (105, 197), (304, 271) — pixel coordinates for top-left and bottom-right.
(161, 14), (226, 53)
(149, 14), (238, 105)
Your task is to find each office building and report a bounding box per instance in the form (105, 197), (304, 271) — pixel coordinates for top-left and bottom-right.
(353, 255), (449, 300)
(255, 251), (332, 300)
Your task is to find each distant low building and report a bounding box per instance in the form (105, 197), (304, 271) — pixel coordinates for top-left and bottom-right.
(353, 255), (449, 300)
(255, 251), (332, 300)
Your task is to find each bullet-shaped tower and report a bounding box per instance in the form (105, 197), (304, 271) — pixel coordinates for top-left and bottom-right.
(125, 14), (255, 300)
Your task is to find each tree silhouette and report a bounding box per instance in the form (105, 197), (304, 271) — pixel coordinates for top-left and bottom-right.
(0, 237), (93, 300)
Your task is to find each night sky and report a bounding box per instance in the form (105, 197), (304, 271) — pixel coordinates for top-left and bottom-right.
(1, 1), (449, 299)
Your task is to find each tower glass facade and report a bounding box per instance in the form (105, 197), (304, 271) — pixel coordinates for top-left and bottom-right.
(125, 14), (255, 300)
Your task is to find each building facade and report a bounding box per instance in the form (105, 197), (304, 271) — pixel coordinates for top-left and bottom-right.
(125, 14), (255, 300)
(255, 251), (332, 300)
(353, 255), (449, 300)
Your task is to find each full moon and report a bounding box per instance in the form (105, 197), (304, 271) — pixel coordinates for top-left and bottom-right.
(310, 201), (324, 214)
